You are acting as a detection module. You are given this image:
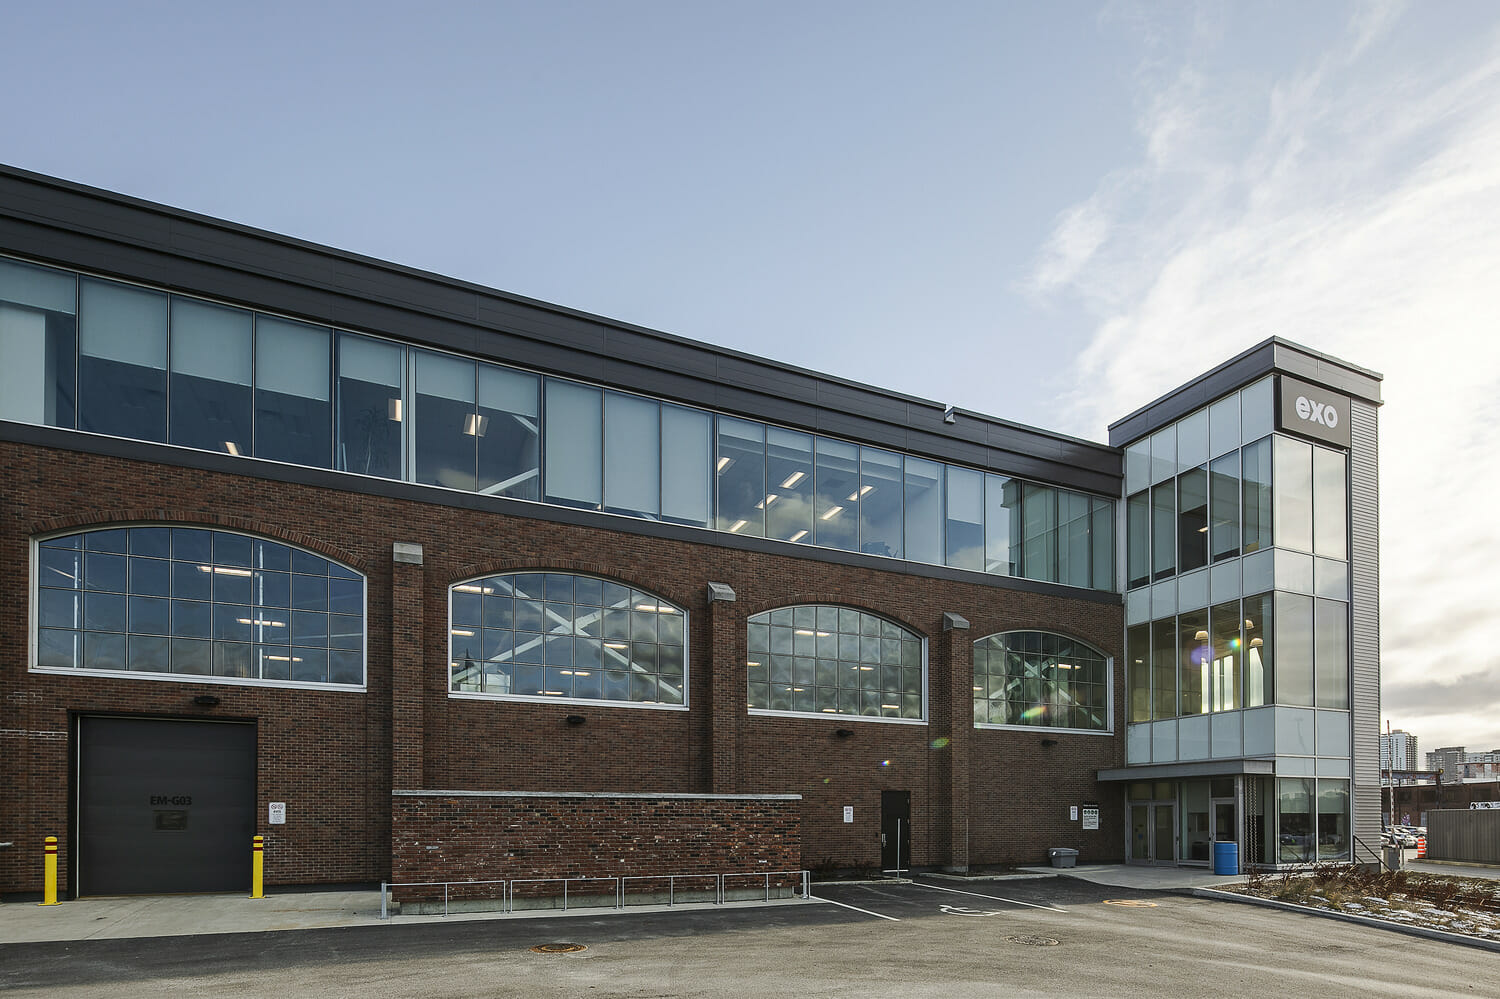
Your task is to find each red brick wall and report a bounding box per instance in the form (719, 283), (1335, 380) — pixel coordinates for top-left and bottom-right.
(0, 438), (1123, 893)
(390, 792), (801, 900)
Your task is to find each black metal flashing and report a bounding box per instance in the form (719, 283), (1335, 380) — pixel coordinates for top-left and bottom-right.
(1106, 337), (1383, 448)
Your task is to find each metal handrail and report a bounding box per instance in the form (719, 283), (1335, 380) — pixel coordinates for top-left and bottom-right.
(508, 876), (619, 914)
(719, 869), (812, 902)
(379, 868), (810, 919)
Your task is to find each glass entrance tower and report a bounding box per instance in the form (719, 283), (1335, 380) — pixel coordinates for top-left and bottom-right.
(1100, 340), (1381, 868)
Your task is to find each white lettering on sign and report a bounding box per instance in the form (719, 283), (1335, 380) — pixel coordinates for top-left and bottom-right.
(843, 806), (854, 823)
(1295, 396), (1339, 429)
(269, 801), (286, 825)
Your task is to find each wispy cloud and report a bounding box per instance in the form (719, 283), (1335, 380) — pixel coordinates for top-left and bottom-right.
(1034, 5), (1500, 750)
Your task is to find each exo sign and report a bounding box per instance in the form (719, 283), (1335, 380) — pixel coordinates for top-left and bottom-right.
(1278, 376), (1351, 448)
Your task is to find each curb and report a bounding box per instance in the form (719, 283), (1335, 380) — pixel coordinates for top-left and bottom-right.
(1193, 887), (1500, 953)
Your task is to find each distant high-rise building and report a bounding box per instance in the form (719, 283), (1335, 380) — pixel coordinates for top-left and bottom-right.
(1381, 730), (1419, 770)
(1426, 746), (1467, 776)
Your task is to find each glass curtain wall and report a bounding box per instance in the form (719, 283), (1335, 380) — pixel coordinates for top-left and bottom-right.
(169, 298), (252, 456)
(2, 256), (1119, 591)
(0, 258), (76, 428)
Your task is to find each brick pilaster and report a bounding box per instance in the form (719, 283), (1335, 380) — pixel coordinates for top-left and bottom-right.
(391, 543), (425, 790)
(707, 582), (740, 793)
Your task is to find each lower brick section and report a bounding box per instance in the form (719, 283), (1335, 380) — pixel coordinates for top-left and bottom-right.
(390, 792), (801, 900)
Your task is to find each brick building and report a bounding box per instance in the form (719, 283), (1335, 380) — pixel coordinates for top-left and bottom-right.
(0, 165), (1381, 898)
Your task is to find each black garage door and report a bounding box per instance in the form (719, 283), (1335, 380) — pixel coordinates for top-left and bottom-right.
(78, 717), (255, 895)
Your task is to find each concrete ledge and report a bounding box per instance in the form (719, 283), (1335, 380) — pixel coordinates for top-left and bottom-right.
(1193, 887), (1500, 953)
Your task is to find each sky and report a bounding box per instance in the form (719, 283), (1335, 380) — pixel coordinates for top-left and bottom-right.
(4, 0), (1498, 753)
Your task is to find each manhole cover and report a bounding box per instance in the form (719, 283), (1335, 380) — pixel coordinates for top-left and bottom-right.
(530, 942), (588, 954)
(1006, 935), (1060, 947)
(1103, 899), (1159, 907)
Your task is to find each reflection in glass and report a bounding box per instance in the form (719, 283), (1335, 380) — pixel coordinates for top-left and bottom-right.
(604, 391), (660, 518)
(974, 631), (1108, 731)
(945, 466), (984, 571)
(1276, 592), (1314, 706)
(1021, 483), (1056, 582)
(1152, 617), (1177, 719)
(903, 456), (943, 565)
(1152, 482), (1175, 581)
(1241, 437), (1272, 554)
(1177, 467), (1208, 572)
(1209, 600), (1241, 712)
(1128, 623), (1150, 723)
(1091, 497), (1113, 590)
(451, 572), (686, 706)
(169, 297), (252, 456)
(1209, 451), (1240, 562)
(749, 605), (921, 719)
(337, 333), (404, 479)
(661, 405), (711, 526)
(79, 278), (167, 442)
(859, 448), (903, 558)
(1243, 592), (1273, 707)
(1313, 447), (1347, 560)
(1274, 435), (1313, 552)
(1315, 597), (1348, 708)
(34, 527), (362, 685)
(478, 364), (540, 499)
(1317, 780), (1349, 861)
(1056, 490), (1090, 587)
(254, 316), (331, 468)
(1278, 777), (1314, 864)
(544, 379), (602, 509)
(0, 257), (76, 428)
(716, 416), (765, 536)
(1126, 491), (1149, 589)
(813, 437), (858, 551)
(765, 427), (814, 543)
(414, 349), (477, 490)
(1178, 609), (1208, 716)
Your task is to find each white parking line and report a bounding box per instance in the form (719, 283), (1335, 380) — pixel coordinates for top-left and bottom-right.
(809, 895), (901, 922)
(909, 881), (1067, 912)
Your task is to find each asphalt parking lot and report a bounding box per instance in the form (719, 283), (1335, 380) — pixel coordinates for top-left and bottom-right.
(6, 874), (1499, 998)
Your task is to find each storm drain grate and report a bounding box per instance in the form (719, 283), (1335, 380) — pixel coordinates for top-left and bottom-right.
(530, 942), (588, 954)
(1006, 935), (1060, 947)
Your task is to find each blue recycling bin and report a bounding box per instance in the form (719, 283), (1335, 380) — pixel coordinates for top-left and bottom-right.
(1213, 841), (1239, 875)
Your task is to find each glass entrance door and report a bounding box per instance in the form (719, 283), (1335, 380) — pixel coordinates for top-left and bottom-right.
(1152, 803), (1177, 866)
(1128, 802), (1177, 864)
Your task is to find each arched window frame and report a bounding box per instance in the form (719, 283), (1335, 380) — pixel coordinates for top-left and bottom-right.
(448, 571), (689, 710)
(972, 630), (1111, 734)
(746, 605), (927, 724)
(29, 525), (366, 690)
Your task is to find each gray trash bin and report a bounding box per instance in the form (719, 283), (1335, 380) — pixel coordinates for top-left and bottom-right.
(1048, 848), (1079, 869)
(1384, 846), (1404, 871)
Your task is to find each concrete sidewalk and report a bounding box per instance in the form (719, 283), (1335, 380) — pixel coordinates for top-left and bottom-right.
(9, 860), (1494, 945)
(0, 887), (817, 944)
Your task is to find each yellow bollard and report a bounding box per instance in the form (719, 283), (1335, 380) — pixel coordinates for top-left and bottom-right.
(39, 836), (59, 906)
(250, 835), (264, 899)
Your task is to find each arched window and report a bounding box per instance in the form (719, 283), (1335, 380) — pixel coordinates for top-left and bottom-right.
(449, 572), (687, 707)
(747, 605), (924, 720)
(32, 526), (365, 687)
(973, 631), (1109, 732)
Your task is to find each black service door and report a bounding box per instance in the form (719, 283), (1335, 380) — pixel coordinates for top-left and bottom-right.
(881, 790), (911, 873)
(78, 717), (255, 895)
